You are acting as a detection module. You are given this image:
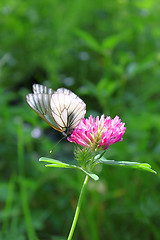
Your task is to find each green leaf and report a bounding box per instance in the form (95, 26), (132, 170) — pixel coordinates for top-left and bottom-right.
(79, 168), (99, 181)
(39, 157), (99, 181)
(39, 157), (72, 168)
(97, 157), (157, 174)
(75, 29), (100, 52)
(101, 31), (131, 51)
(45, 164), (72, 168)
(101, 34), (121, 50)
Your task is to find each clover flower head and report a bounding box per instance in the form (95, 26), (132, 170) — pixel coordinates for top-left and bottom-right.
(68, 115), (126, 151)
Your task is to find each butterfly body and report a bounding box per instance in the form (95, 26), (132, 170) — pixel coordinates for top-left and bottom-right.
(26, 84), (86, 136)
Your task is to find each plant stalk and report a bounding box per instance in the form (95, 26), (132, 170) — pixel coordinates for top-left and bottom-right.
(67, 175), (89, 240)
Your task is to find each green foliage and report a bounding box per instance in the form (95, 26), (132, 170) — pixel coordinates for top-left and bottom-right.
(1, 0), (160, 239)
(39, 157), (99, 181)
(97, 157), (157, 174)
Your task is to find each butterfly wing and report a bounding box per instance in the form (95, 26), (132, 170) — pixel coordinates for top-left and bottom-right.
(26, 85), (86, 135)
(26, 84), (63, 132)
(50, 88), (86, 134)
(33, 84), (54, 94)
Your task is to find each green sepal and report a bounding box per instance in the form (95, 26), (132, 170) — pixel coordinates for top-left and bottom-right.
(97, 156), (157, 174)
(39, 157), (99, 181)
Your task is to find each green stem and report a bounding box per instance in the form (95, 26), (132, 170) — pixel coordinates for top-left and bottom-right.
(67, 175), (89, 240)
(17, 121), (38, 240)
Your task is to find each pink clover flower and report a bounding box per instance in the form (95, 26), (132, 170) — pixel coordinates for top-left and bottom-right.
(67, 115), (126, 151)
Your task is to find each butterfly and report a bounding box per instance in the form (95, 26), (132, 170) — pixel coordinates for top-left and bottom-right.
(26, 84), (86, 136)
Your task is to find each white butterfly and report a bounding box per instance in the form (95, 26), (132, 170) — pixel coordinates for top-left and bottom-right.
(26, 84), (86, 136)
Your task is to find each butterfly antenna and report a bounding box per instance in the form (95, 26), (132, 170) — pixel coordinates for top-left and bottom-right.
(50, 135), (67, 153)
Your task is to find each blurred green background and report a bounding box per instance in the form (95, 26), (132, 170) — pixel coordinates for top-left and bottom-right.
(0, 0), (160, 239)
